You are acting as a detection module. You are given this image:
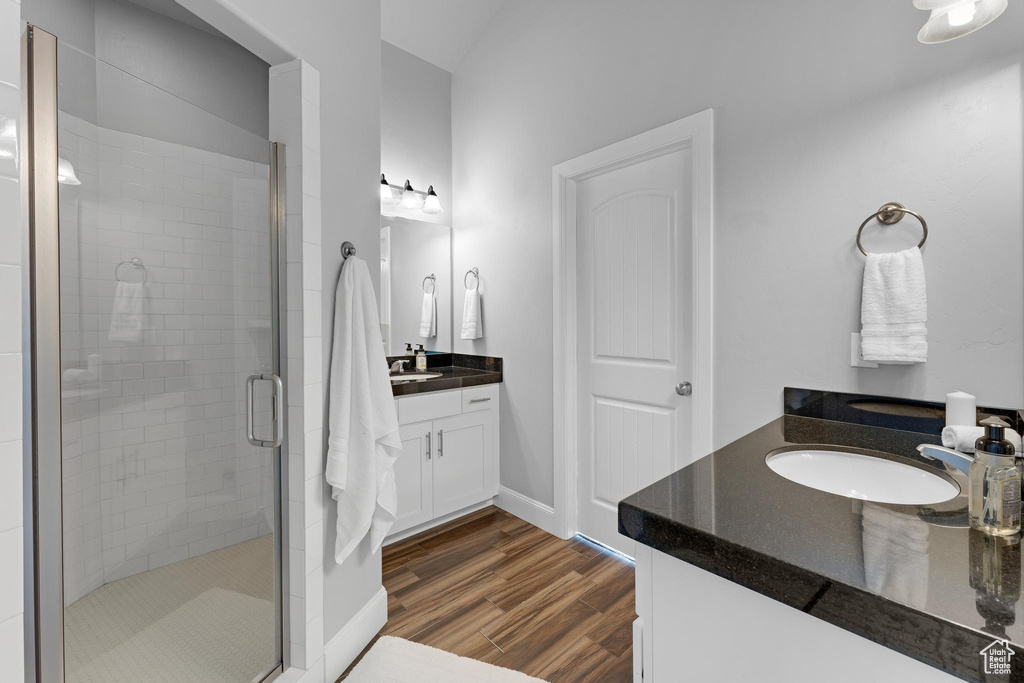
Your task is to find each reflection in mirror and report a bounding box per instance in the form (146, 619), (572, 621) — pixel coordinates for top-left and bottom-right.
(380, 215), (452, 355)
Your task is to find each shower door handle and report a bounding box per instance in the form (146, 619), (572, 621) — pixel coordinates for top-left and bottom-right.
(247, 373), (284, 448)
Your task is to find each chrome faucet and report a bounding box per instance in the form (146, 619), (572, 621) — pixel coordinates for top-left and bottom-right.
(389, 359), (409, 374)
(917, 444), (973, 476)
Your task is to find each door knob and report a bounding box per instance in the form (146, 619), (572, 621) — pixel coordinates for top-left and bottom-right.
(675, 381), (692, 396)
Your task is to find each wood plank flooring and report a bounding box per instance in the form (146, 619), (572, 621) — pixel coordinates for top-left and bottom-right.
(338, 506), (635, 681)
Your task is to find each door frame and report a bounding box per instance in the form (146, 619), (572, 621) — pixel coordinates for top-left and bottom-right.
(552, 109), (714, 540)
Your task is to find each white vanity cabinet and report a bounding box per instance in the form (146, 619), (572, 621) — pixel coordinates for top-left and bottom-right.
(389, 384), (499, 538)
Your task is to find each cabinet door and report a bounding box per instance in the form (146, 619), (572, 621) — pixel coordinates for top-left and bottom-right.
(433, 411), (496, 518)
(391, 422), (434, 536)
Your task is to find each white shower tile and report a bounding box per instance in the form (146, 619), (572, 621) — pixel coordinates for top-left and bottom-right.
(0, 441), (21, 534)
(303, 290), (320, 337)
(0, 354), (22, 443)
(0, 265), (20, 353)
(300, 62), (320, 108)
(0, 527), (23, 622)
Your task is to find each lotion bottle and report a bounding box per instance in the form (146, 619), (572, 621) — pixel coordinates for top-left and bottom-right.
(416, 344), (427, 371)
(970, 417), (1021, 536)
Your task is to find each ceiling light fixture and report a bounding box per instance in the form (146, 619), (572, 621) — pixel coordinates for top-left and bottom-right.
(913, 0), (1007, 43)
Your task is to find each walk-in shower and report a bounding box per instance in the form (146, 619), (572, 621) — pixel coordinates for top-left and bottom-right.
(23, 4), (288, 680)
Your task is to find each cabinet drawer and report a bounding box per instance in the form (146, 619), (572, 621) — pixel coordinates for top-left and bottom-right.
(462, 384), (498, 413)
(397, 389), (462, 425)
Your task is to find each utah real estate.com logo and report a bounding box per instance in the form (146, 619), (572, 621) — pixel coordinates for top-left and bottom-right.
(981, 639), (1015, 676)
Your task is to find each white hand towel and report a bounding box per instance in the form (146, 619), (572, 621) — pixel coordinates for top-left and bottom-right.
(860, 246), (927, 364)
(418, 290), (436, 338)
(326, 256), (403, 564)
(942, 425), (1023, 454)
(108, 281), (145, 342)
(461, 286), (482, 340)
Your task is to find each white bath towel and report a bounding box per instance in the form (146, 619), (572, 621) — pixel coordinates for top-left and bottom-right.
(942, 425), (1022, 454)
(419, 290), (436, 338)
(109, 281), (145, 342)
(860, 246), (927, 364)
(460, 286), (482, 340)
(326, 256), (402, 564)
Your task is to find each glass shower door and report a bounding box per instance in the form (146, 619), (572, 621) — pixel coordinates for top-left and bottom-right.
(26, 25), (284, 683)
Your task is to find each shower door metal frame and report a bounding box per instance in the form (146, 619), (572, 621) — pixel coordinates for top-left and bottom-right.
(23, 24), (289, 683)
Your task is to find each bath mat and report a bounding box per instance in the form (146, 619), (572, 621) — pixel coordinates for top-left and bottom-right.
(345, 635), (545, 682)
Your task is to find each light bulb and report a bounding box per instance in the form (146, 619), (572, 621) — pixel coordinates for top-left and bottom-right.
(947, 1), (976, 26)
(421, 186), (443, 215)
(380, 173), (396, 204)
(400, 180), (424, 210)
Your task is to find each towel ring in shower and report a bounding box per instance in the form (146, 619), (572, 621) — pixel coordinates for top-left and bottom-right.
(422, 274), (436, 294)
(341, 241), (357, 259)
(856, 202), (928, 256)
(115, 257), (148, 283)
(464, 267), (479, 290)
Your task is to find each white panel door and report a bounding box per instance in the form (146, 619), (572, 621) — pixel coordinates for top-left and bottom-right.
(433, 412), (493, 517)
(576, 146), (693, 555)
(392, 422), (434, 535)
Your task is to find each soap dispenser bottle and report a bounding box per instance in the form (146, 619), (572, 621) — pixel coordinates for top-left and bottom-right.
(415, 344), (427, 371)
(405, 343), (414, 356)
(970, 417), (1022, 536)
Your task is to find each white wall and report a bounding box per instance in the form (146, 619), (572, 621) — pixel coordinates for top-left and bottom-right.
(0, 1), (23, 679)
(381, 41), (451, 225)
(451, 0), (1024, 507)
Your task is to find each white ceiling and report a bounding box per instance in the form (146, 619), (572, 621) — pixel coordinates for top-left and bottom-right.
(381, 0), (506, 73)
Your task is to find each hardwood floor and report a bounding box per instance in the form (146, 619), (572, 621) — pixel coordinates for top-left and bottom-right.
(338, 506), (635, 682)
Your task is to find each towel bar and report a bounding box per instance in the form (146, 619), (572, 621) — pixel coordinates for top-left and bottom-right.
(422, 273), (436, 293)
(115, 257), (148, 283)
(856, 202), (927, 256)
(464, 267), (479, 290)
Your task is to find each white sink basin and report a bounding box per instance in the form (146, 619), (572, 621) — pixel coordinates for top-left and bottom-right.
(765, 448), (959, 505)
(390, 372), (443, 383)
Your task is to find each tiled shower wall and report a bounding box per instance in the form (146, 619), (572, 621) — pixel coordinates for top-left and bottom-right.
(58, 111), (275, 605)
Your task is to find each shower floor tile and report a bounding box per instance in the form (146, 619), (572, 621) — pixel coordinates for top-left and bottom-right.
(64, 535), (277, 683)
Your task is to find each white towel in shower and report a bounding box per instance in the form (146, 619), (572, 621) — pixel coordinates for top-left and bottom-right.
(419, 290), (436, 338)
(461, 285), (482, 340)
(108, 281), (145, 342)
(326, 256), (402, 564)
(860, 246), (927, 364)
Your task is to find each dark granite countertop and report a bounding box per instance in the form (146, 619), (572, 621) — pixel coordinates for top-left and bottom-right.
(619, 389), (1024, 682)
(387, 353), (502, 397)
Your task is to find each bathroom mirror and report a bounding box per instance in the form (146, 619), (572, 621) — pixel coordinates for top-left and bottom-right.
(380, 215), (452, 355)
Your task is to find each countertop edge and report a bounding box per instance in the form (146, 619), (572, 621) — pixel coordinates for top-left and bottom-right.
(619, 499), (987, 681)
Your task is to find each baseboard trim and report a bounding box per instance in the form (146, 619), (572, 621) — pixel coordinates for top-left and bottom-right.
(323, 586), (387, 681)
(496, 486), (557, 536)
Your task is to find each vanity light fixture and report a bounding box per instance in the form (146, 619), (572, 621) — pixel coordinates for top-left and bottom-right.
(914, 0), (1007, 43)
(421, 185), (443, 214)
(380, 173), (444, 216)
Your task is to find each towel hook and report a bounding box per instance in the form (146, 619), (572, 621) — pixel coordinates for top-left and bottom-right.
(341, 241), (357, 259)
(115, 257), (148, 283)
(422, 273), (436, 294)
(856, 202), (928, 256)
(464, 267), (479, 290)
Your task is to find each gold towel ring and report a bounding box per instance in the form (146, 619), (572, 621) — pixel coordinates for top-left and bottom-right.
(856, 202), (928, 256)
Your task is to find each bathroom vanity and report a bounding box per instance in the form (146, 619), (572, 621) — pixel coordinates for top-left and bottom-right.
(386, 355), (502, 540)
(620, 389), (1024, 682)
